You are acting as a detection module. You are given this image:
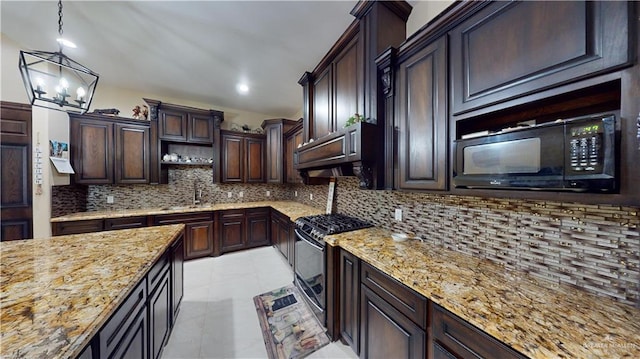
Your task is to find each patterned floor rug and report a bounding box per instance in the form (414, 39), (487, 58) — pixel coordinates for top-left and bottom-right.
(253, 284), (330, 359)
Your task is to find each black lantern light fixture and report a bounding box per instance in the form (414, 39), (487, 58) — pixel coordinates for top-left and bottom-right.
(18, 0), (99, 114)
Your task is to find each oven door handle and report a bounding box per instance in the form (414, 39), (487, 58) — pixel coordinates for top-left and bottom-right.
(295, 276), (324, 313)
(294, 228), (324, 251)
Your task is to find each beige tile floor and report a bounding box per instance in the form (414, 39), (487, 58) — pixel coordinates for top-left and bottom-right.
(162, 246), (357, 359)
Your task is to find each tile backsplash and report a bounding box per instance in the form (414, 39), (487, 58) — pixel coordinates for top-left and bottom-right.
(54, 169), (639, 305)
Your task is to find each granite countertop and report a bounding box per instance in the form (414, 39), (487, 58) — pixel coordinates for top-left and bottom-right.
(50, 201), (323, 223)
(0, 224), (185, 359)
(325, 227), (640, 359)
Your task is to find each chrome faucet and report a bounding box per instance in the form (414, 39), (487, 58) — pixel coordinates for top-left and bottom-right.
(193, 179), (202, 205)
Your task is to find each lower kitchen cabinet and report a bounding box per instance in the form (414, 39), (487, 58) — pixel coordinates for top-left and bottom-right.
(430, 303), (526, 359)
(52, 219), (104, 236)
(360, 285), (426, 359)
(219, 209), (245, 253)
(104, 216), (148, 231)
(339, 249), (360, 354)
(154, 212), (214, 260)
(219, 208), (270, 254)
(98, 278), (148, 359)
(271, 209), (293, 266)
(246, 208), (270, 248)
(170, 235), (184, 325)
(185, 221), (215, 259)
(149, 266), (171, 359)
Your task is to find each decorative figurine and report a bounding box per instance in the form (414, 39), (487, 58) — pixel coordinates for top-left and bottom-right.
(132, 105), (142, 119)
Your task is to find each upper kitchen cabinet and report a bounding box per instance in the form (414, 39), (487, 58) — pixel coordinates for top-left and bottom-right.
(394, 37), (448, 191)
(70, 113), (150, 185)
(285, 120), (304, 184)
(144, 99), (224, 184)
(262, 118), (299, 183)
(449, 1), (633, 117)
(219, 130), (265, 183)
(296, 1), (412, 189)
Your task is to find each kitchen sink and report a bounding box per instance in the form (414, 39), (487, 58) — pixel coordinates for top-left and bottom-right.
(161, 205), (200, 211)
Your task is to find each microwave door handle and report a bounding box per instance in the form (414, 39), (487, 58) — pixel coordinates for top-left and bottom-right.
(294, 228), (324, 251)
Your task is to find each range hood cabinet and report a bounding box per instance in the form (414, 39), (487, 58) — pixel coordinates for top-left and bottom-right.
(293, 122), (378, 189)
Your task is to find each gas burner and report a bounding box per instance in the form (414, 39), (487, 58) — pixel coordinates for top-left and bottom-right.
(295, 213), (372, 242)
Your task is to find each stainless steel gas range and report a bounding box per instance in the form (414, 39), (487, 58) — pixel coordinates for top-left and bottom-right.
(293, 213), (372, 326)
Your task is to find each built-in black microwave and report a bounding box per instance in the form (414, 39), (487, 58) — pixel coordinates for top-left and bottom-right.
(453, 114), (617, 192)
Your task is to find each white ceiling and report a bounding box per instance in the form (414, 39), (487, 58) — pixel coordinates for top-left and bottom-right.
(1, 1), (360, 118)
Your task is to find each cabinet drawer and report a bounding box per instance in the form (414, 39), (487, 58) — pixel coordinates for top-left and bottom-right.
(104, 216), (148, 231)
(153, 212), (213, 225)
(219, 209), (245, 219)
(52, 219), (104, 236)
(99, 277), (147, 356)
(360, 261), (427, 329)
(432, 303), (526, 359)
(245, 207), (269, 217)
(148, 251), (170, 293)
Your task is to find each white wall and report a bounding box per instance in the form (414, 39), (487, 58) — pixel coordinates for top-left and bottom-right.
(407, 1), (455, 37)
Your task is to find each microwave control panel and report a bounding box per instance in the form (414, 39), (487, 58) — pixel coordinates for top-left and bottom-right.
(568, 121), (604, 172)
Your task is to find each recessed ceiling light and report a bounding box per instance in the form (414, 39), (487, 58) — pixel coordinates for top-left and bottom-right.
(56, 38), (77, 48)
(237, 83), (249, 94)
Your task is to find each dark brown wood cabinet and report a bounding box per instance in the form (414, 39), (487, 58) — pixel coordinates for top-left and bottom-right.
(360, 285), (425, 359)
(271, 209), (293, 266)
(449, 1), (632, 116)
(154, 212), (214, 260)
(147, 252), (171, 359)
(246, 208), (270, 248)
(220, 130), (265, 183)
(158, 108), (216, 145)
(285, 122), (304, 183)
(170, 235), (184, 325)
(52, 219), (104, 236)
(104, 216), (148, 231)
(395, 36), (447, 190)
(430, 303), (526, 359)
(262, 118), (299, 183)
(0, 102), (32, 241)
(98, 278), (148, 359)
(219, 209), (245, 253)
(219, 208), (270, 254)
(339, 249), (360, 354)
(70, 114), (150, 185)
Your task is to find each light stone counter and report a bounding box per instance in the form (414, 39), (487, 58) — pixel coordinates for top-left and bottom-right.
(50, 200), (323, 223)
(0, 224), (185, 359)
(325, 227), (640, 359)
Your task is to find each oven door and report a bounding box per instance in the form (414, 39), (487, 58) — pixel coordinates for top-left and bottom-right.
(293, 229), (325, 320)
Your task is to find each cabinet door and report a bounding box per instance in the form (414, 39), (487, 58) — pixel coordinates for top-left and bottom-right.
(159, 109), (187, 141)
(313, 67), (332, 139)
(219, 210), (245, 253)
(71, 118), (113, 184)
(0, 102), (32, 241)
(246, 208), (270, 248)
(334, 37), (360, 130)
(104, 216), (147, 231)
(221, 134), (243, 182)
(449, 1), (631, 115)
(115, 123), (149, 184)
(359, 285), (425, 359)
(149, 268), (171, 359)
(340, 250), (360, 354)
(171, 236), (184, 325)
(188, 114), (213, 144)
(245, 137), (265, 183)
(52, 219), (104, 236)
(396, 36), (447, 190)
(185, 221), (214, 260)
(103, 310), (147, 359)
(286, 128), (304, 183)
(265, 123), (283, 183)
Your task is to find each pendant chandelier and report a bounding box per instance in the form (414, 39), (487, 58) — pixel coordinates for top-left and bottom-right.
(18, 0), (99, 114)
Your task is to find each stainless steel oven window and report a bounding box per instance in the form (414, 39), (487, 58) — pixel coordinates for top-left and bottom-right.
(293, 230), (325, 312)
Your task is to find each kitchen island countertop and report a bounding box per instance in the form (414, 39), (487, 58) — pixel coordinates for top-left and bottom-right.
(50, 200), (323, 223)
(0, 224), (185, 359)
(325, 227), (640, 359)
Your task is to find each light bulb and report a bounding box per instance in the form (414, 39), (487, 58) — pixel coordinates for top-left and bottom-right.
(59, 78), (69, 89)
(76, 87), (86, 98)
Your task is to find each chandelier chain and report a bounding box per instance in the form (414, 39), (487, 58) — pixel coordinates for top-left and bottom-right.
(58, 0), (63, 36)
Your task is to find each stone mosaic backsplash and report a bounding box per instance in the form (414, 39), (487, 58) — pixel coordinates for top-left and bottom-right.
(51, 185), (87, 218)
(54, 168), (639, 306)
